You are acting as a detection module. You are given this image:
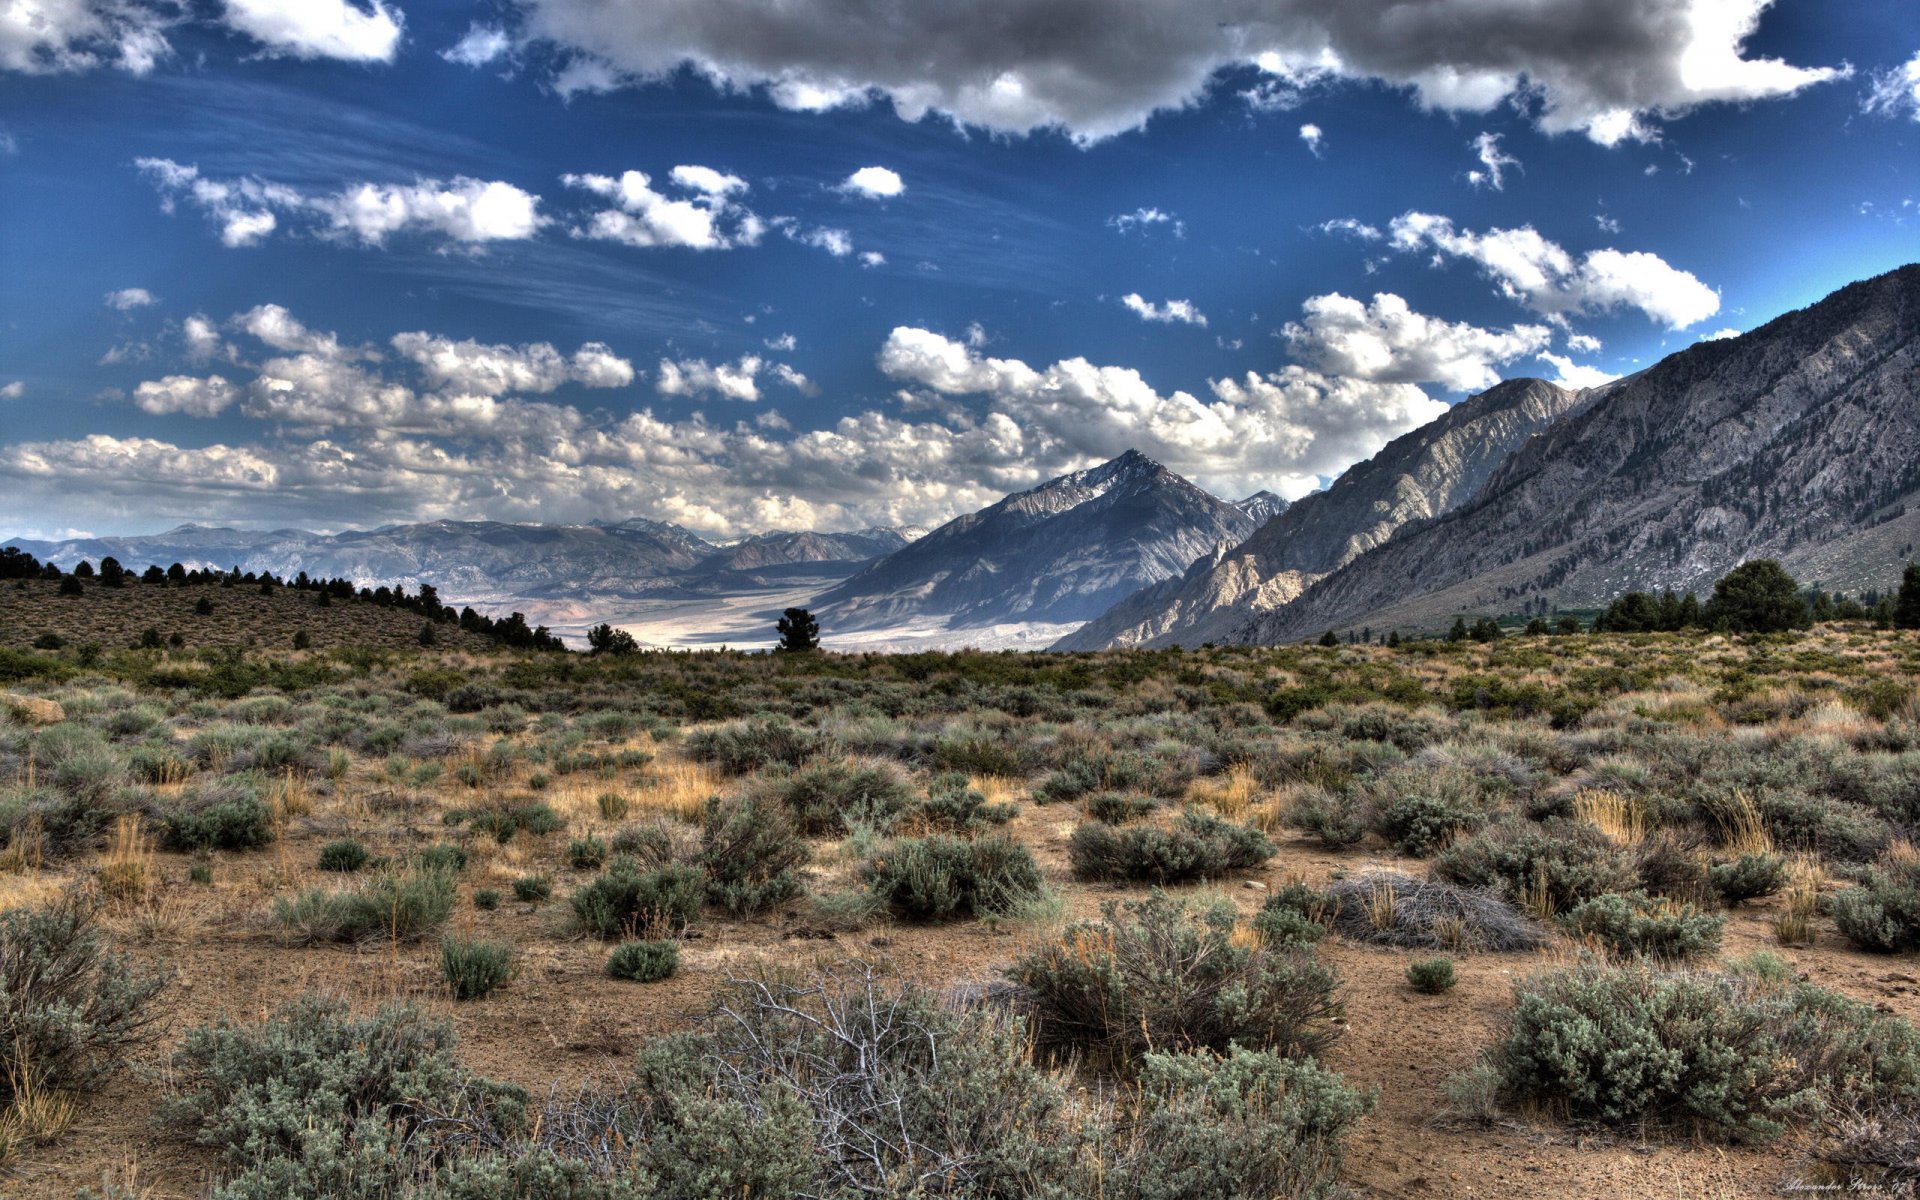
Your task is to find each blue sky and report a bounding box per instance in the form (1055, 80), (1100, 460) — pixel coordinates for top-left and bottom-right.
(1, 0), (1915, 539)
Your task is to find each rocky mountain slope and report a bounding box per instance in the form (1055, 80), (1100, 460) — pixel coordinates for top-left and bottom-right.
(1237, 263), (1920, 642)
(1055, 377), (1594, 649)
(811, 450), (1257, 631)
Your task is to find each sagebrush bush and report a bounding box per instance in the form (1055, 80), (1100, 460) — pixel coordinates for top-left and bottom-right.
(696, 793), (807, 915)
(0, 889), (164, 1105)
(569, 859), (704, 938)
(316, 839), (368, 873)
(510, 873), (551, 903)
(1011, 891), (1340, 1069)
(914, 772), (1017, 830)
(1407, 957), (1457, 994)
(1832, 861), (1920, 953)
(1559, 891), (1726, 960)
(686, 716), (830, 774)
(1709, 852), (1788, 905)
(567, 834), (607, 870)
(866, 832), (1045, 921)
(1431, 817), (1635, 914)
(1084, 792), (1156, 825)
(163, 782), (275, 852)
(1468, 962), (1920, 1141)
(273, 869), (456, 944)
(605, 939), (678, 982)
(1069, 811), (1275, 884)
(762, 760), (914, 835)
(441, 938), (513, 1001)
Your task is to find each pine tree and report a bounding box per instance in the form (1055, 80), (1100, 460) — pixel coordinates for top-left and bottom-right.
(776, 608), (820, 653)
(1448, 617), (1469, 643)
(1319, 629), (1339, 647)
(1702, 560), (1810, 633)
(1895, 561), (1920, 631)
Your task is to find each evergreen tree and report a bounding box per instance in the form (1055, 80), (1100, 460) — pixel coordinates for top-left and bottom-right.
(1555, 615), (1584, 635)
(1319, 629), (1339, 647)
(1386, 630), (1402, 648)
(1702, 560), (1811, 633)
(1678, 592), (1701, 627)
(1525, 616), (1550, 635)
(587, 622), (639, 655)
(1469, 616), (1503, 642)
(776, 607), (820, 653)
(98, 556), (125, 587)
(1447, 616), (1469, 643)
(1895, 561), (1920, 631)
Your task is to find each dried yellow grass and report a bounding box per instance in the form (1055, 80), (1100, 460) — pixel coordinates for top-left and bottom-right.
(1717, 793), (1775, 857)
(1572, 788), (1645, 846)
(271, 767), (312, 819)
(2, 1047), (76, 1148)
(970, 775), (1023, 809)
(630, 757), (721, 823)
(0, 871), (66, 914)
(99, 816), (152, 903)
(1364, 877), (1398, 932)
(1186, 765), (1259, 818)
(1887, 837), (1919, 869)
(0, 815), (43, 875)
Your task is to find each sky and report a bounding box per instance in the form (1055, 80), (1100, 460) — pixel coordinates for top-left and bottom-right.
(1, 0), (1916, 541)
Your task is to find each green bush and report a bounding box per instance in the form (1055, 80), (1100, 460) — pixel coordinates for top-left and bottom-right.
(1431, 817), (1635, 912)
(686, 716), (830, 774)
(1068, 811), (1275, 884)
(914, 772), (1018, 830)
(1468, 962), (1920, 1141)
(316, 839), (368, 873)
(510, 873), (552, 903)
(1084, 792), (1156, 825)
(696, 794), (807, 915)
(606, 939), (678, 982)
(1709, 852), (1788, 905)
(568, 859), (704, 939)
(1011, 891), (1340, 1070)
(763, 760), (914, 835)
(416, 843), (467, 873)
(472, 888), (501, 911)
(441, 938), (513, 1001)
(1832, 862), (1920, 953)
(0, 889), (164, 1105)
(1407, 958), (1457, 994)
(1378, 791), (1484, 857)
(1250, 882), (1334, 947)
(272, 869), (457, 944)
(163, 785), (275, 852)
(567, 834), (607, 870)
(1105, 1046), (1374, 1200)
(1559, 891), (1725, 960)
(866, 832), (1045, 921)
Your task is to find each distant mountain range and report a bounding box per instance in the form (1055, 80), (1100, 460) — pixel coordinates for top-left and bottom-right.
(4, 519), (915, 607)
(810, 449), (1260, 633)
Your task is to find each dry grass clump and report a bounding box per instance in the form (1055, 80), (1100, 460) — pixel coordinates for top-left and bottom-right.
(629, 756), (720, 823)
(1571, 788), (1644, 846)
(1185, 764), (1259, 818)
(97, 816), (151, 903)
(1325, 871), (1546, 952)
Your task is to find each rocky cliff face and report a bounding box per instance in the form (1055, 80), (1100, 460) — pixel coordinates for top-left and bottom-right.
(1237, 263), (1920, 643)
(810, 450), (1257, 631)
(1054, 377), (1593, 649)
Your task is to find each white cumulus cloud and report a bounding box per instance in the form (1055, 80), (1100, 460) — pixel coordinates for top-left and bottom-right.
(1283, 292), (1551, 391)
(220, 0), (403, 62)
(0, 0), (171, 75)
(1387, 211), (1720, 328)
(842, 165), (903, 197)
(1537, 352), (1619, 389)
(1864, 51), (1920, 121)
(563, 168), (762, 250)
(1121, 294), (1208, 326)
(133, 374), (238, 417)
(105, 287), (156, 310)
(442, 22), (509, 66)
(1466, 131), (1519, 190)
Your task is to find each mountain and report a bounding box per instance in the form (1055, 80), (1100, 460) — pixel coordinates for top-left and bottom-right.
(810, 450), (1258, 632)
(1235, 263), (1920, 643)
(696, 529), (912, 574)
(1054, 377), (1595, 650)
(1236, 491), (1291, 526)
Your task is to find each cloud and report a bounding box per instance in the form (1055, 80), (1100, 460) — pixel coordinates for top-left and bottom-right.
(390, 332), (635, 394)
(0, 382), (23, 400)
(764, 333), (797, 352)
(1109, 207), (1183, 236)
(443, 22), (510, 66)
(1386, 211), (1720, 328)
(512, 0), (1838, 145)
(1298, 123), (1323, 155)
(182, 314), (231, 361)
(138, 158), (543, 248)
(1537, 352), (1618, 389)
(1864, 51), (1920, 121)
(0, 0), (171, 75)
(1317, 217), (1381, 241)
(654, 353), (811, 402)
(132, 374), (238, 416)
(1699, 327), (1742, 341)
(563, 168), (762, 250)
(1283, 292), (1551, 391)
(877, 325), (1446, 499)
(105, 287), (156, 310)
(1566, 333), (1603, 353)
(220, 0), (402, 62)
(1466, 131), (1518, 190)
(842, 165), (903, 197)
(1121, 293), (1208, 327)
